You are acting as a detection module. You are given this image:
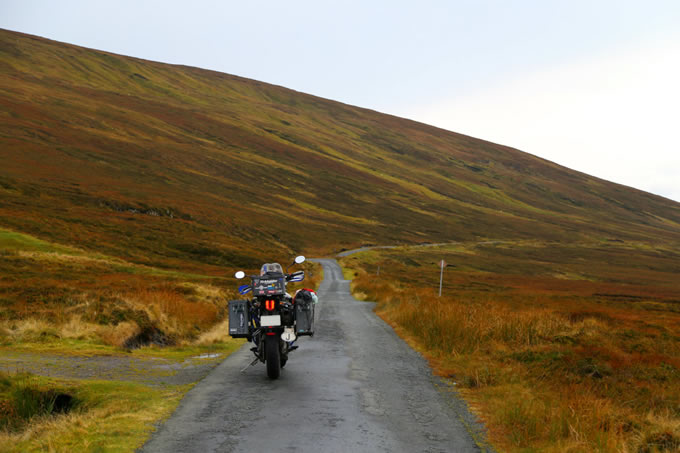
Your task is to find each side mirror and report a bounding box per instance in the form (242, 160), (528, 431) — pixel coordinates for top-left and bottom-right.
(286, 255), (306, 273)
(235, 271), (245, 279)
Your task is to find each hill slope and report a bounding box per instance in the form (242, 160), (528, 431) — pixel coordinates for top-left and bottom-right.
(1, 28), (680, 273)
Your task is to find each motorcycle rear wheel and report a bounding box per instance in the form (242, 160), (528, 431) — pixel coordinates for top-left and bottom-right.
(265, 336), (281, 379)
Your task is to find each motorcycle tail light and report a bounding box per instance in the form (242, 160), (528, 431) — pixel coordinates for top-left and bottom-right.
(265, 299), (275, 311)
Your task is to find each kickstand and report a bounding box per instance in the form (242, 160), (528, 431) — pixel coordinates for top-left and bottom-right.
(240, 357), (259, 373)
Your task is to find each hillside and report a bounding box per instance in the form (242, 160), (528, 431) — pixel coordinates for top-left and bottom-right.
(2, 28), (680, 276)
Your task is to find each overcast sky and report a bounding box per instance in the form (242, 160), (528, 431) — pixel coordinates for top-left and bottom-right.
(3, 0), (679, 202)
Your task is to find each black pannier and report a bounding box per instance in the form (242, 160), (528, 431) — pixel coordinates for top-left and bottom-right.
(294, 290), (315, 336)
(228, 299), (250, 338)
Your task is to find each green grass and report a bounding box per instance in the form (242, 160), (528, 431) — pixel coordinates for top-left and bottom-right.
(0, 228), (83, 255)
(129, 341), (243, 361)
(0, 338), (243, 452)
(0, 372), (78, 433)
(0, 372), (188, 453)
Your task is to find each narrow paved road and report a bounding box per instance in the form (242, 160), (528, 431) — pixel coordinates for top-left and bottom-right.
(140, 259), (488, 453)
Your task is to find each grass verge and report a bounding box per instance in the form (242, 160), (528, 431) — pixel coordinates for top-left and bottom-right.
(0, 372), (188, 452)
(0, 336), (243, 452)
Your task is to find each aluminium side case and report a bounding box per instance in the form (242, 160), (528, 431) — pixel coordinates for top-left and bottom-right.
(294, 292), (315, 336)
(228, 299), (250, 338)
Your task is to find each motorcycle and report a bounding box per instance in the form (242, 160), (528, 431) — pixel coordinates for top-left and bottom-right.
(228, 255), (316, 379)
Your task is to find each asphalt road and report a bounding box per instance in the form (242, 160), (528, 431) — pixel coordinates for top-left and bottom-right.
(140, 259), (489, 453)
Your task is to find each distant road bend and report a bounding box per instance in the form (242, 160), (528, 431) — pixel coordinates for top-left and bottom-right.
(141, 259), (490, 453)
(336, 242), (454, 257)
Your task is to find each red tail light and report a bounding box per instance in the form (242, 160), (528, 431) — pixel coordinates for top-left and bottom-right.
(265, 299), (275, 311)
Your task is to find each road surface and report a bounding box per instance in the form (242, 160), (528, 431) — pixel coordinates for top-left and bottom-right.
(140, 259), (489, 453)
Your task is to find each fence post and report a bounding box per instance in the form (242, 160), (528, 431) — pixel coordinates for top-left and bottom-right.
(438, 259), (446, 297)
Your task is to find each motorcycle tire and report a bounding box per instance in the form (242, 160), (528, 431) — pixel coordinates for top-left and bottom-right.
(265, 336), (281, 379)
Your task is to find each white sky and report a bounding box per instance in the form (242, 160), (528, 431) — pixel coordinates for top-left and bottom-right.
(2, 0), (679, 201)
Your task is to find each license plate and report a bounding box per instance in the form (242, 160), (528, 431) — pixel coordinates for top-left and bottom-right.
(260, 315), (281, 326)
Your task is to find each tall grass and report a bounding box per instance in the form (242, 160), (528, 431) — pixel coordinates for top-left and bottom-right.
(0, 261), (321, 351)
(382, 288), (565, 355)
(0, 285), (228, 350)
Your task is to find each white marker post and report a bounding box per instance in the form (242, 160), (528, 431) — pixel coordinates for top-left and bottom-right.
(438, 259), (446, 297)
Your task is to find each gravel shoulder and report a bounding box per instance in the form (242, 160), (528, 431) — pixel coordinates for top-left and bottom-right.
(0, 349), (228, 386)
